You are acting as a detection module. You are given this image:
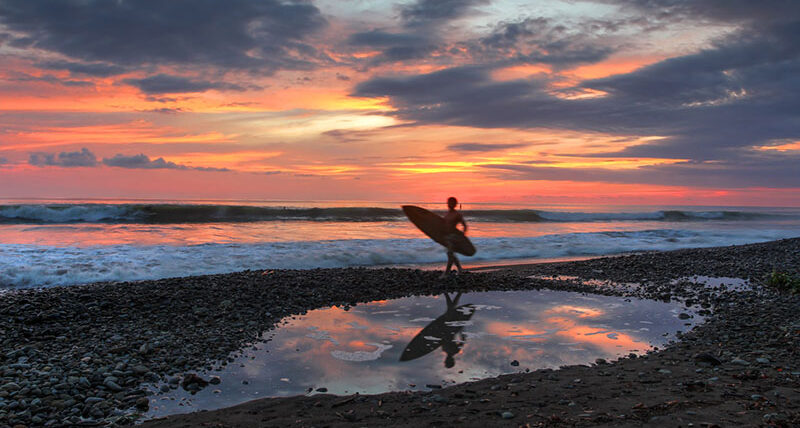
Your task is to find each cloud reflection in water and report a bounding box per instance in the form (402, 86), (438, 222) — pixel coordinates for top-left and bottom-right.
(146, 289), (700, 418)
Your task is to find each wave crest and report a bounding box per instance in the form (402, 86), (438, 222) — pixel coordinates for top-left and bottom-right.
(0, 204), (783, 224)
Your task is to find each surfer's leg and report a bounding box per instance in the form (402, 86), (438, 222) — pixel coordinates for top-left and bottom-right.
(443, 250), (454, 276)
(453, 254), (462, 273)
(441, 236), (456, 278)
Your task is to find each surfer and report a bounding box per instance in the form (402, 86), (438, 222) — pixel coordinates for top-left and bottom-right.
(442, 196), (467, 277)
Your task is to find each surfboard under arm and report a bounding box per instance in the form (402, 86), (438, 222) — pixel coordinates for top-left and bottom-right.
(402, 205), (476, 256)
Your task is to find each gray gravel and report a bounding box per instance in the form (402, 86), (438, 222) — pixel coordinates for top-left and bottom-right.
(1, 237), (799, 427)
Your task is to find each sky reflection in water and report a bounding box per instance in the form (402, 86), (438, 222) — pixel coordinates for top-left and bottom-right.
(145, 289), (700, 418)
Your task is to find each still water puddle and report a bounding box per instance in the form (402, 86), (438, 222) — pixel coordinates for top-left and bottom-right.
(144, 289), (702, 418)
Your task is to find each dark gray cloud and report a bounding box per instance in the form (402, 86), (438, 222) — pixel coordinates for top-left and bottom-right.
(0, 156), (7, 165)
(322, 128), (385, 143)
(607, 0), (798, 26)
(348, 14), (619, 70)
(354, 20), (800, 156)
(6, 71), (94, 87)
(103, 153), (175, 169)
(35, 60), (126, 77)
(346, 29), (436, 65)
(466, 17), (615, 69)
(483, 151), (800, 188)
(448, 142), (528, 153)
(353, 14), (800, 187)
(0, 0), (327, 72)
(28, 148), (228, 171)
(348, 30), (426, 47)
(123, 74), (248, 94)
(346, 0), (491, 67)
(29, 148), (98, 167)
(400, 0), (490, 27)
(138, 107), (185, 114)
(102, 153), (228, 171)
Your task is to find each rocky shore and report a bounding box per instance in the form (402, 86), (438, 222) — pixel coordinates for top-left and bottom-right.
(1, 238), (799, 427)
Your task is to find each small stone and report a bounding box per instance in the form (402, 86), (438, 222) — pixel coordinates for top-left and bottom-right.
(510, 360), (519, 366)
(693, 353), (722, 366)
(209, 376), (221, 385)
(159, 385), (170, 393)
(432, 394), (447, 403)
(135, 397), (149, 410)
(755, 357), (770, 364)
(104, 380), (123, 392)
(731, 358), (750, 366)
(316, 387), (327, 392)
(658, 369), (672, 374)
(181, 373), (209, 390)
(0, 383), (20, 392)
(501, 411), (514, 419)
(678, 313), (691, 319)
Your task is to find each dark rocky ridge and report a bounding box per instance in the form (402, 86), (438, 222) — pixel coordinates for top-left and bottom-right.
(0, 237), (798, 426)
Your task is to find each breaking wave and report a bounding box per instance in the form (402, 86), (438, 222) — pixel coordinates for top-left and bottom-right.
(1, 228), (797, 289)
(0, 204), (785, 224)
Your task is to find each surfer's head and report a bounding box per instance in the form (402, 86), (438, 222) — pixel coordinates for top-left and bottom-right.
(447, 196), (458, 209)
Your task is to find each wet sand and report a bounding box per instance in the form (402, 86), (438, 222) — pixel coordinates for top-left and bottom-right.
(1, 238), (799, 426)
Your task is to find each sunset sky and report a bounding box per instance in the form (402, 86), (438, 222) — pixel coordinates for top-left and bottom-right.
(0, 0), (798, 205)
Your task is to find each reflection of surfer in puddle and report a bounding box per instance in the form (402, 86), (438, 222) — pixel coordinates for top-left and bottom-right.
(400, 292), (475, 368)
(442, 197), (467, 278)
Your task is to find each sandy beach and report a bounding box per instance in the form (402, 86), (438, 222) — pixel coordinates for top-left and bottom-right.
(1, 238), (798, 427)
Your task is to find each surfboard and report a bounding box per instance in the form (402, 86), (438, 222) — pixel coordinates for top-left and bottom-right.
(402, 205), (476, 256)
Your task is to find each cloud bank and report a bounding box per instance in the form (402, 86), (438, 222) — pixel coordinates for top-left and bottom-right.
(29, 148), (228, 172)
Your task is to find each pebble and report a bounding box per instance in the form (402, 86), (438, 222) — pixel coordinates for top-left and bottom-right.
(135, 397), (150, 410)
(0, 238), (798, 426)
(501, 411), (514, 419)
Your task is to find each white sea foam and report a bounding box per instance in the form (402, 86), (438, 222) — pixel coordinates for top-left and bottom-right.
(1, 228), (798, 289)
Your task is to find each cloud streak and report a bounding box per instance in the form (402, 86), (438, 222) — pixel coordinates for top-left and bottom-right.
(123, 74), (248, 94)
(29, 148), (229, 172)
(448, 142), (528, 153)
(29, 148), (98, 167)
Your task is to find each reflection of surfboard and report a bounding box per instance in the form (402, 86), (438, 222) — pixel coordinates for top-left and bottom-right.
(402, 205), (476, 256)
(400, 303), (475, 362)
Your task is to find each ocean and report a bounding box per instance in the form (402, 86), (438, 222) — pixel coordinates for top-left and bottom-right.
(1, 199), (799, 289)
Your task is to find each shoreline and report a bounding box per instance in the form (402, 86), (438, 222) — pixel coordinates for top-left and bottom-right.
(1, 238), (798, 426)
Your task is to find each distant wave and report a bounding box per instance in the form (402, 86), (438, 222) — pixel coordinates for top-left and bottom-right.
(2, 228), (797, 288)
(0, 204), (787, 224)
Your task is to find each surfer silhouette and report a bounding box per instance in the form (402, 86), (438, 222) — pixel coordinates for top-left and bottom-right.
(442, 196), (467, 277)
(399, 292), (475, 368)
